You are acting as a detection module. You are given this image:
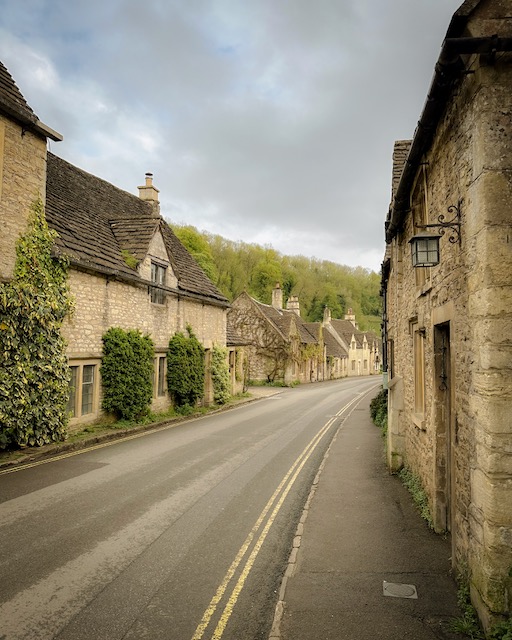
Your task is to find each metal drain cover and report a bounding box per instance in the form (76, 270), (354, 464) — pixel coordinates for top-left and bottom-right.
(383, 581), (418, 599)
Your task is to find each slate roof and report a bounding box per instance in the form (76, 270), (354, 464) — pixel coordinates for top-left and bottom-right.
(0, 61), (38, 127)
(45, 153), (228, 305)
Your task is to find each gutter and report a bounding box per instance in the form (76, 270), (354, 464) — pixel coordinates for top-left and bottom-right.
(385, 35), (512, 244)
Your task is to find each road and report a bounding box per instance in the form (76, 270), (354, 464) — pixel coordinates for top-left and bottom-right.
(0, 377), (379, 640)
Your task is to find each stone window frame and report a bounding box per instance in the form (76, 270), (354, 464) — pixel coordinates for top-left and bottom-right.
(153, 354), (167, 398)
(150, 260), (167, 305)
(410, 319), (426, 429)
(67, 359), (101, 421)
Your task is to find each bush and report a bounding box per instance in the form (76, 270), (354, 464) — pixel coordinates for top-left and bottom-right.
(0, 198), (73, 448)
(167, 326), (205, 407)
(101, 328), (154, 420)
(211, 345), (230, 405)
(370, 388), (388, 436)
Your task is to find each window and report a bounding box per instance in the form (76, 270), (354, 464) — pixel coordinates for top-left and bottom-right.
(67, 361), (99, 419)
(81, 365), (95, 414)
(364, 359), (368, 370)
(351, 360), (356, 371)
(67, 366), (78, 417)
(413, 326), (426, 415)
(155, 356), (166, 396)
(150, 262), (166, 304)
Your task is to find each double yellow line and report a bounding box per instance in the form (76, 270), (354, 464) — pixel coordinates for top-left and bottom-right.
(191, 391), (365, 640)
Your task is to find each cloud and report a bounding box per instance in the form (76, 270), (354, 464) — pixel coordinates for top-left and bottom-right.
(0, 0), (463, 272)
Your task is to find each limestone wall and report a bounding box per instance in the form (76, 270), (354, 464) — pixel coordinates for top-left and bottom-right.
(0, 115), (47, 280)
(386, 55), (512, 621)
(63, 268), (227, 422)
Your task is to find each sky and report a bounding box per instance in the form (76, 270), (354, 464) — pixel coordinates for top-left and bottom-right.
(0, 0), (463, 273)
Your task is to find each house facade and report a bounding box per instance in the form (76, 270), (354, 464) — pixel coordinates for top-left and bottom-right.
(382, 0), (512, 628)
(0, 61), (230, 427)
(229, 284), (379, 385)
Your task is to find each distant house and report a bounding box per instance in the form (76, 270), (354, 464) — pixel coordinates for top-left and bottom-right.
(0, 60), (230, 426)
(324, 308), (381, 377)
(228, 284), (322, 385)
(228, 284), (378, 384)
(382, 0), (512, 629)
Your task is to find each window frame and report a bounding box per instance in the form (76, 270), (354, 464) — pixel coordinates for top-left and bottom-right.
(67, 360), (100, 421)
(150, 261), (167, 305)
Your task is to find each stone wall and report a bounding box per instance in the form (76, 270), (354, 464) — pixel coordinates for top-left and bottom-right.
(386, 52), (512, 623)
(63, 268), (227, 422)
(0, 115), (47, 280)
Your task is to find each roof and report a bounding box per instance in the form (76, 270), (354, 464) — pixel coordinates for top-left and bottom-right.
(251, 298), (317, 344)
(385, 0), (512, 244)
(0, 61), (37, 127)
(323, 326), (348, 358)
(45, 153), (228, 305)
(0, 60), (62, 141)
(391, 141), (412, 202)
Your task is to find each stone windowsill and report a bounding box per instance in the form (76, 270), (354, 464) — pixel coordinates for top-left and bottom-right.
(412, 412), (426, 431)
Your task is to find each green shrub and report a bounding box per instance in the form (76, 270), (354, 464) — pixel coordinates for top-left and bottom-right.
(489, 619), (512, 640)
(167, 326), (205, 407)
(101, 327), (154, 420)
(370, 388), (388, 436)
(0, 198), (73, 448)
(211, 345), (231, 405)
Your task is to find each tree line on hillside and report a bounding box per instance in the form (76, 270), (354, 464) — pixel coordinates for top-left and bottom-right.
(171, 224), (382, 334)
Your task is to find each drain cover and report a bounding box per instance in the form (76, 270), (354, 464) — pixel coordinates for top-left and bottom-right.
(383, 581), (418, 599)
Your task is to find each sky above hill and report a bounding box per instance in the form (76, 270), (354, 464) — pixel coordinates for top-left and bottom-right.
(0, 0), (463, 272)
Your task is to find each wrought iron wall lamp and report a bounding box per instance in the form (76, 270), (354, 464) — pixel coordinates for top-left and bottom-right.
(409, 200), (462, 268)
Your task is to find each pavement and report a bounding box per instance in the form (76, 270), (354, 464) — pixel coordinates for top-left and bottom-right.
(269, 392), (465, 640)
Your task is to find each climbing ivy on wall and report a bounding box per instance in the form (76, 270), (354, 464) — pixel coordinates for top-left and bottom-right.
(101, 327), (155, 420)
(211, 345), (231, 405)
(167, 326), (205, 408)
(0, 198), (73, 448)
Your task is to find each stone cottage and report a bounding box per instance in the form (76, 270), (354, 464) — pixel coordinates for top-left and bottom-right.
(382, 0), (512, 628)
(0, 60), (230, 426)
(228, 284), (323, 385)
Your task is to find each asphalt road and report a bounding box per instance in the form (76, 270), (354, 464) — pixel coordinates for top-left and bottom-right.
(0, 377), (379, 640)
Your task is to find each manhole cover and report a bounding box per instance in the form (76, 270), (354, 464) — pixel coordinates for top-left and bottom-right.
(383, 581), (418, 599)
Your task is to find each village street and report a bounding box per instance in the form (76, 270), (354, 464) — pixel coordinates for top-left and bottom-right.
(0, 377), (379, 640)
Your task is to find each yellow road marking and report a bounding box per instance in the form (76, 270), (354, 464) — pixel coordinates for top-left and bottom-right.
(192, 390), (370, 640)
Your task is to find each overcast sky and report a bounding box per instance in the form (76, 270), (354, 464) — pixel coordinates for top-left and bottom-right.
(0, 0), (463, 272)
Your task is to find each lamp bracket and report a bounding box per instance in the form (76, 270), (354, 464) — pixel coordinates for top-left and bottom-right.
(416, 200), (462, 245)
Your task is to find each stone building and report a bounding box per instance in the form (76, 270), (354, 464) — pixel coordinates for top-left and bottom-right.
(228, 284), (379, 384)
(0, 60), (230, 426)
(228, 284), (323, 385)
(381, 0), (512, 628)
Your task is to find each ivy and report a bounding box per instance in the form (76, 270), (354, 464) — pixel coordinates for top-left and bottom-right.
(167, 326), (205, 408)
(211, 344), (230, 405)
(101, 327), (155, 420)
(0, 198), (73, 448)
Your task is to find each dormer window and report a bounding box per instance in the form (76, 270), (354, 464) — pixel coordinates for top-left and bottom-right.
(150, 261), (166, 305)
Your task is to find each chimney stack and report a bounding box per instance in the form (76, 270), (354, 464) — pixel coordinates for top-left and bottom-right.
(138, 172), (160, 216)
(272, 283), (283, 310)
(344, 307), (358, 328)
(286, 295), (300, 317)
(323, 306), (331, 325)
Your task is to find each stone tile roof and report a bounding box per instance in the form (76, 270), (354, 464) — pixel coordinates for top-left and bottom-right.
(45, 153), (228, 304)
(391, 140), (412, 201)
(330, 318), (367, 348)
(253, 300), (317, 344)
(323, 326), (348, 358)
(226, 320), (250, 347)
(0, 61), (38, 127)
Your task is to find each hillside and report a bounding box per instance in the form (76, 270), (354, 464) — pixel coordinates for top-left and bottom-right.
(170, 224), (382, 334)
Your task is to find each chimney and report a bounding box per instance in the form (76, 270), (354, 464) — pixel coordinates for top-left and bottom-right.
(344, 307), (358, 328)
(323, 306), (331, 325)
(272, 283), (283, 310)
(286, 295), (300, 317)
(138, 172), (160, 215)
